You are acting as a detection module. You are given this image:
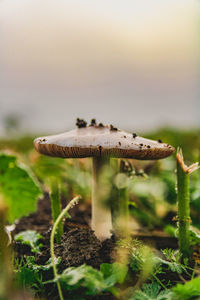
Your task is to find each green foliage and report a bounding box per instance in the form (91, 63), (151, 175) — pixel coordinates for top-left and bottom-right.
(33, 155), (66, 183)
(50, 178), (63, 244)
(1, 129), (200, 299)
(57, 265), (106, 294)
(159, 249), (189, 275)
(129, 177), (166, 228)
(15, 255), (61, 293)
(0, 153), (41, 222)
(33, 155), (91, 199)
(15, 230), (44, 254)
(146, 128), (200, 161)
(118, 239), (192, 286)
(189, 229), (200, 247)
(117, 238), (156, 274)
(15, 257), (43, 292)
(130, 283), (171, 300)
(100, 262), (128, 285)
(172, 276), (200, 300)
(51, 263), (128, 296)
(0, 136), (34, 153)
(160, 170), (176, 204)
(164, 225), (177, 237)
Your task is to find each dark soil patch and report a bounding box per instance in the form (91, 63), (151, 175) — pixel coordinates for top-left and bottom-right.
(13, 193), (178, 264)
(13, 194), (117, 300)
(13, 194), (116, 267)
(13, 192), (90, 235)
(36, 228), (114, 271)
(56, 228), (102, 269)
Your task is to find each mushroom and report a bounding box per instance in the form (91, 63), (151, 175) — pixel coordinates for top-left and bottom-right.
(34, 119), (174, 240)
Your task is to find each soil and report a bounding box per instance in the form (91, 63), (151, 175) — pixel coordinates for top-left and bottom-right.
(13, 194), (179, 300)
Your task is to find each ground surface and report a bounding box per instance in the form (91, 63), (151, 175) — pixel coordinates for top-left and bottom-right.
(13, 194), (179, 300)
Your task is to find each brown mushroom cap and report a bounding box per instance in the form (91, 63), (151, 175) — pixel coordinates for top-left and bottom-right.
(34, 125), (174, 159)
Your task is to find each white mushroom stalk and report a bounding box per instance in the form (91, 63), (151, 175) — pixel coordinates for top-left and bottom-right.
(92, 157), (112, 240)
(34, 118), (175, 241)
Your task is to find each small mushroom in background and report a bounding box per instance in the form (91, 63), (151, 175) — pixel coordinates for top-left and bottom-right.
(34, 118), (174, 241)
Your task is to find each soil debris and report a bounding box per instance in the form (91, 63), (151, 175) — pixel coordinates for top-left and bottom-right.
(56, 228), (102, 270)
(110, 125), (118, 131)
(90, 119), (97, 126)
(76, 118), (87, 128)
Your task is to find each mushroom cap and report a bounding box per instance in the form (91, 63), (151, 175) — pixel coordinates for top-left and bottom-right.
(34, 125), (174, 160)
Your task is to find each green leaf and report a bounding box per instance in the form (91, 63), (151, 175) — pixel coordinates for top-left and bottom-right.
(25, 255), (61, 271)
(130, 283), (171, 300)
(156, 257), (183, 274)
(15, 230), (43, 254)
(160, 249), (190, 276)
(39, 257), (61, 271)
(15, 255), (61, 292)
(33, 155), (66, 183)
(172, 277), (200, 300)
(52, 263), (127, 296)
(189, 229), (200, 247)
(100, 262), (128, 285)
(56, 264), (106, 295)
(16, 262), (41, 289)
(0, 153), (41, 222)
(15, 256), (42, 292)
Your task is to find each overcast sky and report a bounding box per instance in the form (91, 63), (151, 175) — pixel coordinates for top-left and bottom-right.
(0, 0), (199, 135)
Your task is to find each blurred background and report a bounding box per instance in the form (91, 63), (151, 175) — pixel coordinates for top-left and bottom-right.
(0, 0), (199, 136)
(1, 0), (200, 254)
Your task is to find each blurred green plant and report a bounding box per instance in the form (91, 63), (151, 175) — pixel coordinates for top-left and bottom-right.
(0, 153), (41, 223)
(33, 155), (91, 201)
(15, 230), (44, 254)
(15, 255), (61, 295)
(0, 200), (12, 300)
(33, 154), (91, 243)
(147, 128), (200, 162)
(49, 262), (128, 298)
(50, 178), (63, 243)
(172, 276), (200, 300)
(0, 136), (34, 153)
(176, 148), (199, 258)
(129, 282), (171, 300)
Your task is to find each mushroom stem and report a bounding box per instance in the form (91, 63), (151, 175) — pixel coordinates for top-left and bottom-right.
(92, 157), (112, 240)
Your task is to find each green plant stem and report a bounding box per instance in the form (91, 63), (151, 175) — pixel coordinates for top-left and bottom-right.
(177, 152), (191, 258)
(50, 195), (81, 300)
(50, 178), (63, 243)
(118, 186), (129, 237)
(152, 274), (167, 290)
(112, 160), (130, 238)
